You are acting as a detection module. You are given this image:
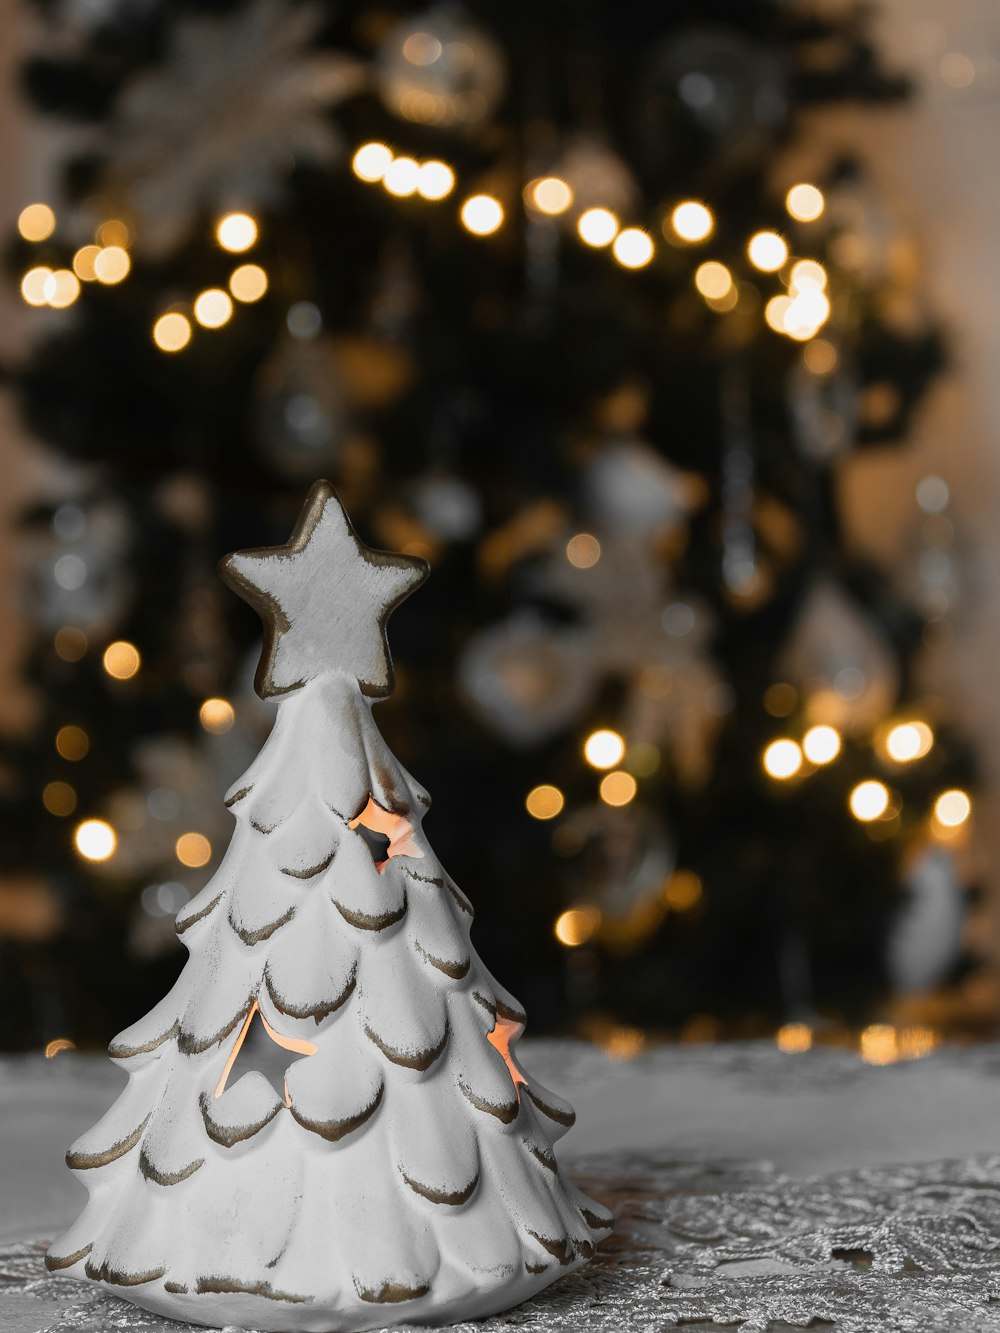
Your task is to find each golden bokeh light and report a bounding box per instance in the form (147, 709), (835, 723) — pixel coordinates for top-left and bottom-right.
(612, 228), (654, 269)
(47, 269), (80, 309)
(566, 532), (601, 569)
(886, 721), (933, 762)
(74, 818), (117, 862)
(72, 245), (101, 281)
(526, 176), (573, 216)
(664, 869), (702, 911)
(216, 212), (258, 252)
(804, 339), (838, 375)
(584, 729), (626, 770)
(55, 725), (89, 761)
(784, 289), (831, 338)
(747, 230), (788, 272)
(460, 194), (504, 235)
(417, 160), (455, 200)
(577, 207), (619, 247)
(802, 724), (841, 765)
(383, 156), (421, 197)
(21, 266), (53, 307)
(934, 789), (971, 828)
(351, 142), (393, 182)
(849, 779), (890, 822)
(694, 260), (733, 300)
(526, 783), (564, 820)
(786, 183), (825, 222)
(44, 1038), (76, 1058)
(193, 288), (234, 329)
(102, 640), (141, 680)
(765, 294), (792, 333)
(776, 1022), (813, 1054)
(860, 1023), (898, 1066)
(18, 202), (56, 242)
(763, 738), (802, 780)
(229, 263), (268, 302)
(790, 259), (827, 291)
(54, 627), (88, 662)
(199, 697), (235, 735)
(96, 219), (130, 248)
(669, 200), (713, 242)
(599, 770), (638, 807)
(153, 312), (192, 353)
(93, 246), (131, 284)
(176, 832), (212, 868)
(763, 682), (798, 717)
(553, 905), (601, 947)
(43, 781), (77, 817)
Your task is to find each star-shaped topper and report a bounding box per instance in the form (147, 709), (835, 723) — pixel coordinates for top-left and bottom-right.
(219, 481), (429, 700)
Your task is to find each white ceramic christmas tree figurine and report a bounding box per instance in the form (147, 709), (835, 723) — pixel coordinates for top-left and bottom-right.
(47, 481), (612, 1331)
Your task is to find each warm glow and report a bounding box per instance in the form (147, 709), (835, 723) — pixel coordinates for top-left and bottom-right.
(93, 246), (130, 284)
(417, 160), (455, 200)
(695, 260), (733, 300)
(860, 1024), (897, 1066)
(763, 739), (803, 780)
(669, 200), (713, 242)
(102, 640), (140, 680)
(784, 289), (831, 338)
(584, 729), (626, 770)
(790, 259), (827, 292)
(47, 269), (80, 309)
(214, 1002), (317, 1102)
(849, 780), (890, 822)
(18, 202), (56, 242)
(599, 770), (638, 806)
(886, 721), (933, 762)
(664, 869), (702, 911)
(803, 725), (841, 765)
(527, 176), (573, 215)
(72, 245), (101, 281)
(56, 725), (89, 761)
(193, 288), (233, 328)
(21, 267), (53, 307)
(566, 532), (601, 568)
(229, 263), (268, 302)
(934, 789), (971, 828)
(216, 212), (257, 252)
(176, 832), (212, 868)
(526, 784), (565, 820)
(199, 697), (235, 734)
(96, 219), (130, 248)
(44, 1038), (76, 1058)
(349, 796), (422, 866)
(765, 295), (792, 333)
(486, 1014), (527, 1094)
(352, 142), (393, 182)
(577, 207), (619, 247)
(383, 156), (421, 197)
(74, 818), (117, 862)
(804, 339), (838, 375)
(554, 905), (601, 947)
(43, 781), (77, 817)
(460, 195), (504, 235)
(153, 312), (192, 352)
(54, 627), (88, 662)
(776, 1023), (813, 1054)
(748, 230), (788, 272)
(612, 228), (654, 269)
(786, 183), (825, 222)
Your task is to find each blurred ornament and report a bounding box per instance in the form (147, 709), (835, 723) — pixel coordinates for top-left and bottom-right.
(95, 0), (363, 256)
(888, 846), (965, 994)
(411, 473), (482, 542)
(639, 28), (787, 171)
(581, 440), (699, 539)
(253, 336), (349, 478)
(780, 580), (898, 733)
(552, 135), (637, 217)
(459, 612), (594, 746)
(24, 503), (129, 631)
(375, 7), (504, 130)
(788, 347), (860, 462)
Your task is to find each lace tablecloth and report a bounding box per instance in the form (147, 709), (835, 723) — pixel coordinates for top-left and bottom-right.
(5, 1040), (1000, 1332)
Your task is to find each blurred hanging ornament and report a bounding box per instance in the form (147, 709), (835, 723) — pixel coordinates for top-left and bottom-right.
(411, 473), (483, 542)
(458, 611), (594, 746)
(638, 27), (787, 173)
(23, 501), (129, 631)
(580, 440), (701, 540)
(552, 135), (637, 217)
(375, 6), (504, 130)
(887, 845), (965, 995)
(788, 345), (860, 462)
(779, 579), (898, 734)
(253, 335), (349, 478)
(93, 0), (363, 256)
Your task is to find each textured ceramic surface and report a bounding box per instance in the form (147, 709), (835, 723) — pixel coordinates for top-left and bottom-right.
(46, 482), (611, 1331)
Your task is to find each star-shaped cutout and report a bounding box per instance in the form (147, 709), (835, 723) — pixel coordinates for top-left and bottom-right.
(219, 481), (428, 700)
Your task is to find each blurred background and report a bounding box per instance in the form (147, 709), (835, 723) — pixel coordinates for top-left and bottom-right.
(0, 0), (995, 1062)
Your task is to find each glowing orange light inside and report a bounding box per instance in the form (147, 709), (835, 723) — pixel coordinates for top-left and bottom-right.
(213, 1000), (317, 1104)
(348, 795), (423, 869)
(487, 1014), (526, 1100)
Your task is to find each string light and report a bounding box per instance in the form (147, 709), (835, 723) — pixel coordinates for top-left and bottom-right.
(526, 784), (564, 820)
(747, 231), (788, 272)
(802, 725), (841, 765)
(566, 533), (601, 568)
(849, 780), (890, 822)
(776, 1023), (813, 1054)
(694, 261), (733, 301)
(18, 203), (56, 242)
(72, 246), (100, 281)
(43, 781), (77, 816)
(216, 212), (257, 252)
(55, 725), (89, 761)
(229, 264), (268, 302)
(460, 195), (504, 235)
(886, 721), (934, 762)
(784, 289), (830, 339)
(199, 697), (235, 734)
(93, 246), (130, 284)
(526, 176), (573, 215)
(663, 870), (702, 911)
(554, 905), (600, 947)
(417, 160), (455, 200)
(577, 207), (619, 247)
(599, 770), (637, 806)
(612, 228), (654, 269)
(176, 832), (212, 868)
(352, 142), (393, 182)
(383, 156), (421, 197)
(193, 288), (233, 329)
(786, 183), (825, 222)
(669, 201), (713, 242)
(763, 739), (802, 779)
(584, 729), (626, 770)
(21, 267), (52, 306)
(46, 270), (80, 308)
(790, 259), (827, 291)
(74, 818), (117, 862)
(102, 640), (140, 680)
(765, 295), (792, 333)
(153, 312), (192, 352)
(934, 789), (971, 828)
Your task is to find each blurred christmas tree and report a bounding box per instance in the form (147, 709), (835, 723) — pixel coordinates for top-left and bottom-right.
(0, 0), (980, 1051)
